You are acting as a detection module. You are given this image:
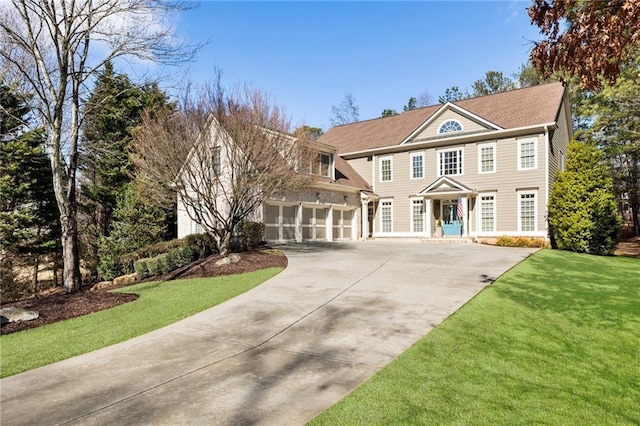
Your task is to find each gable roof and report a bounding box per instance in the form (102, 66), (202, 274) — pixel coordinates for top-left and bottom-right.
(418, 176), (473, 196)
(319, 82), (566, 155)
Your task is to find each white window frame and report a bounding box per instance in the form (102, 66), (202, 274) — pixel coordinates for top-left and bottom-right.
(517, 190), (538, 233)
(438, 119), (464, 134)
(410, 198), (425, 233)
(410, 152), (425, 180)
(437, 148), (463, 177)
(560, 151), (565, 171)
(380, 199), (393, 233)
(379, 156), (393, 182)
(319, 152), (332, 178)
(478, 142), (496, 174)
(518, 138), (538, 171)
(476, 192), (497, 235)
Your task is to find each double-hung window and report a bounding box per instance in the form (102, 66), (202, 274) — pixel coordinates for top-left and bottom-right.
(380, 200), (393, 233)
(478, 194), (496, 233)
(410, 152), (424, 179)
(380, 156), (392, 182)
(411, 199), (424, 233)
(518, 138), (537, 170)
(478, 143), (496, 174)
(518, 191), (537, 232)
(319, 152), (332, 177)
(438, 148), (463, 176)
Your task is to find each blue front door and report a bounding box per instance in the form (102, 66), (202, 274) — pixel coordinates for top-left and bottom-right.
(442, 202), (462, 236)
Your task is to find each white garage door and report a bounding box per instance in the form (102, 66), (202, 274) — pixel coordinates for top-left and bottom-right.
(332, 209), (354, 240)
(264, 204), (297, 241)
(302, 207), (327, 241)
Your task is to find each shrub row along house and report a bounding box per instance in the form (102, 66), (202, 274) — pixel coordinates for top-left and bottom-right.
(177, 82), (572, 243)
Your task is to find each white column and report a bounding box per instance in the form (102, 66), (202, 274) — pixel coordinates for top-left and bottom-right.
(295, 204), (303, 242)
(425, 198), (432, 237)
(361, 200), (368, 240)
(462, 196), (469, 238)
(326, 205), (333, 242)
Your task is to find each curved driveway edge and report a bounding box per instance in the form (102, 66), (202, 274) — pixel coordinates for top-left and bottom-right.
(0, 241), (536, 425)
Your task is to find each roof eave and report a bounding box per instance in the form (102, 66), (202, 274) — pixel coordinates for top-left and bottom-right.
(339, 122), (558, 159)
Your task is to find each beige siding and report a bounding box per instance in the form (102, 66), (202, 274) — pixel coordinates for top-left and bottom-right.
(368, 133), (548, 235)
(413, 109), (491, 140)
(549, 99), (571, 190)
(347, 157), (372, 184)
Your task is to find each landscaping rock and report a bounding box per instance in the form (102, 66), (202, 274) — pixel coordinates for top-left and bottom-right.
(0, 307), (39, 325)
(214, 253), (241, 267)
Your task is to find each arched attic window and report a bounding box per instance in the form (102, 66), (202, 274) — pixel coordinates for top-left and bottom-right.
(438, 119), (463, 134)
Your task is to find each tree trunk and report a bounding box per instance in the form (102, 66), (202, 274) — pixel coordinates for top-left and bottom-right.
(32, 254), (39, 293)
(60, 214), (81, 293)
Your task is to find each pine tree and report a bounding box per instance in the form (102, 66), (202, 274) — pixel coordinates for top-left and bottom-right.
(79, 63), (172, 272)
(1, 84), (60, 296)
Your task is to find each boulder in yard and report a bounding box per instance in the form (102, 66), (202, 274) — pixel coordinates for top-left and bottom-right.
(0, 307), (39, 325)
(214, 253), (241, 267)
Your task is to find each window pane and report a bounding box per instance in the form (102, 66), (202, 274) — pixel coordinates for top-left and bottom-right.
(319, 153), (331, 177)
(412, 200), (424, 232)
(412, 155), (423, 179)
(520, 140), (535, 169)
(381, 159), (392, 181)
(440, 150), (461, 175)
(520, 193), (535, 231)
(480, 195), (494, 232)
(381, 201), (392, 232)
(481, 146), (494, 173)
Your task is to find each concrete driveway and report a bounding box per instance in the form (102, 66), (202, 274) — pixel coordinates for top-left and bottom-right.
(1, 241), (536, 425)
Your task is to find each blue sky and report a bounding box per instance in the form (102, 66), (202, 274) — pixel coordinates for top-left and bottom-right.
(170, 1), (543, 130)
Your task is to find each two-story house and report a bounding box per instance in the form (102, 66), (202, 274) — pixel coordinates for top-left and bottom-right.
(178, 82), (571, 243)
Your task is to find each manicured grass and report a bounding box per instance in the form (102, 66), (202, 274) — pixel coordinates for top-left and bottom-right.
(0, 267), (282, 378)
(310, 250), (640, 425)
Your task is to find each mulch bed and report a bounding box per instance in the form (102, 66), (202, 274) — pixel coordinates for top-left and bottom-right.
(1, 248), (287, 336)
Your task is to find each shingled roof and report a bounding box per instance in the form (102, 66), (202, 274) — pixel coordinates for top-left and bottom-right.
(320, 82), (566, 155)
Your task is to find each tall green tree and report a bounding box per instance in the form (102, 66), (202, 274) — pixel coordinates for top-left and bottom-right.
(438, 86), (466, 103)
(1, 84), (60, 296)
(548, 140), (621, 255)
(471, 71), (516, 97)
(97, 182), (167, 280)
(79, 63), (172, 272)
(403, 97), (417, 111)
(574, 54), (640, 234)
(380, 109), (398, 118)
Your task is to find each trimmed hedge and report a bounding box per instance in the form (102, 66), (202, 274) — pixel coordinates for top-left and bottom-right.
(236, 221), (265, 250)
(496, 236), (548, 248)
(133, 245), (199, 280)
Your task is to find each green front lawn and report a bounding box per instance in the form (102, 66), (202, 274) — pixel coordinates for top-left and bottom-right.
(1, 267), (282, 378)
(311, 250), (640, 425)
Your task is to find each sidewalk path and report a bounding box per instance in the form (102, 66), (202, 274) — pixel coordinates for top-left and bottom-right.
(0, 241), (536, 425)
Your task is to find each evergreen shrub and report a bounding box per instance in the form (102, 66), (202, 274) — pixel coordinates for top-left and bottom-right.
(548, 141), (621, 255)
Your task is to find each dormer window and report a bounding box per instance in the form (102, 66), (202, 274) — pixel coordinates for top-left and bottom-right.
(319, 152), (332, 177)
(438, 119), (463, 134)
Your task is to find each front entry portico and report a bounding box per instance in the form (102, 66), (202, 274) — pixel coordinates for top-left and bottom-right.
(417, 176), (475, 238)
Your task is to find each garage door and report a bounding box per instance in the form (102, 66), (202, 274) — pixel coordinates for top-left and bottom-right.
(302, 207), (327, 240)
(332, 209), (354, 240)
(264, 204), (297, 241)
